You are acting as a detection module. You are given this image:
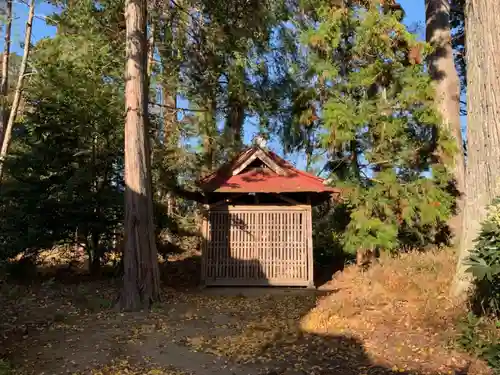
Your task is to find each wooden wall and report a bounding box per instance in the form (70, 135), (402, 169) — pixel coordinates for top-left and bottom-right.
(201, 205), (314, 287)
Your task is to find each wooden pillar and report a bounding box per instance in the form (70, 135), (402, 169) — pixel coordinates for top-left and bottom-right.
(306, 205), (315, 289)
(200, 204), (209, 288)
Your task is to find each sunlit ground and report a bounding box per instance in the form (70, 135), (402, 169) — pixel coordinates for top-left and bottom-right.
(0, 250), (493, 375)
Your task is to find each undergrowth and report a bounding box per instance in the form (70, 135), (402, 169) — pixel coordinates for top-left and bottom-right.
(0, 359), (12, 375)
(303, 250), (459, 330)
(300, 249), (490, 374)
(464, 198), (500, 316)
(457, 313), (500, 374)
(457, 198), (500, 374)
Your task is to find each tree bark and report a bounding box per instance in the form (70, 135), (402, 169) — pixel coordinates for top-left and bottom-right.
(156, 3), (181, 219)
(425, 0), (465, 243)
(203, 95), (217, 174)
(452, 0), (500, 297)
(224, 94), (244, 155)
(223, 67), (245, 156)
(119, 0), (161, 311)
(89, 230), (101, 276)
(0, 0), (12, 146)
(0, 0), (34, 183)
(158, 85), (178, 215)
(161, 84), (177, 142)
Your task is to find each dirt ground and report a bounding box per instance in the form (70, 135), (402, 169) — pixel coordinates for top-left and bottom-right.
(0, 273), (491, 375)
(0, 249), (494, 375)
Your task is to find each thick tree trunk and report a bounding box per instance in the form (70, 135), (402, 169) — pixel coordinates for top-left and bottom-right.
(0, 0), (12, 146)
(119, 0), (161, 311)
(0, 0), (34, 183)
(425, 0), (465, 243)
(452, 0), (500, 297)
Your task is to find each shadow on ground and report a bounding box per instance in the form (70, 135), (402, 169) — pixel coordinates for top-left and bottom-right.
(0, 272), (479, 375)
(0, 242), (481, 375)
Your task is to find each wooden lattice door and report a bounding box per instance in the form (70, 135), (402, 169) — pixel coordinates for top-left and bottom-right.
(202, 205), (312, 286)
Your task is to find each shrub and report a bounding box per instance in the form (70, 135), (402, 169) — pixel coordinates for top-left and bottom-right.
(457, 313), (500, 374)
(4, 256), (38, 282)
(313, 202), (351, 267)
(465, 198), (500, 316)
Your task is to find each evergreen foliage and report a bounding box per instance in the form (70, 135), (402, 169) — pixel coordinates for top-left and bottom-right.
(0, 0), (460, 265)
(0, 7), (125, 261)
(465, 199), (500, 317)
(290, 2), (457, 253)
(458, 313), (500, 373)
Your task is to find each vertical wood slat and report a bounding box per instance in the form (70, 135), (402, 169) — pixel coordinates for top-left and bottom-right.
(213, 212), (218, 279)
(306, 206), (313, 286)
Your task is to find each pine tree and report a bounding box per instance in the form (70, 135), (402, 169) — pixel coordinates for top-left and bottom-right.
(301, 1), (456, 254)
(0, 18), (125, 262)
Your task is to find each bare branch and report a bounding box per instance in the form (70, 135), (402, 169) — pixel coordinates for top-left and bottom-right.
(0, 0), (35, 182)
(149, 101), (208, 112)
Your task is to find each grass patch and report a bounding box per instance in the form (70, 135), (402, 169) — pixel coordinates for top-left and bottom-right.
(0, 359), (13, 375)
(300, 249), (489, 374)
(303, 250), (459, 331)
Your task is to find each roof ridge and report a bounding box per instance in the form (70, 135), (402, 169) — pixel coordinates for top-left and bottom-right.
(198, 146), (255, 184)
(266, 150), (328, 184)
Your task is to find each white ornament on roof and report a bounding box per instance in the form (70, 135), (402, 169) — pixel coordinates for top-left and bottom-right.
(253, 134), (267, 149)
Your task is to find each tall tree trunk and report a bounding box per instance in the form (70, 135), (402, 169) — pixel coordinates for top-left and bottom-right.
(162, 84), (178, 216)
(0, 0), (34, 183)
(161, 84), (177, 143)
(155, 2), (183, 233)
(225, 100), (243, 144)
(223, 68), (245, 156)
(89, 230), (101, 276)
(305, 146), (313, 172)
(120, 0), (161, 311)
(224, 95), (244, 155)
(425, 0), (465, 244)
(452, 0), (500, 297)
(0, 0), (12, 146)
(202, 95), (217, 174)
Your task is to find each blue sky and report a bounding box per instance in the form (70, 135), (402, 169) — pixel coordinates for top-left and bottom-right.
(400, 0), (425, 37)
(8, 2), (58, 52)
(6, 0), (452, 171)
(9, 0), (425, 48)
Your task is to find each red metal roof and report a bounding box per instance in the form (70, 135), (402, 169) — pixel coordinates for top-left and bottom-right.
(198, 147), (339, 194)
